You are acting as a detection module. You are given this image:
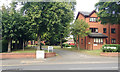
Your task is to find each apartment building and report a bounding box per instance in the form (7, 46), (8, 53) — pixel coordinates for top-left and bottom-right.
(76, 10), (120, 50)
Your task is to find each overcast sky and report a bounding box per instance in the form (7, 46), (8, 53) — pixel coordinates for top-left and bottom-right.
(74, 0), (99, 18)
(0, 0), (99, 18)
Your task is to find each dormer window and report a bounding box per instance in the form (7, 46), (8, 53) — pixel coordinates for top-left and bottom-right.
(89, 17), (98, 22)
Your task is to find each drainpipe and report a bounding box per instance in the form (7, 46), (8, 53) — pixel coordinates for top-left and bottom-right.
(108, 24), (110, 44)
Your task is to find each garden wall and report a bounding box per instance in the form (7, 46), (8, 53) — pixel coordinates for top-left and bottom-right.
(0, 52), (56, 59)
(100, 52), (120, 56)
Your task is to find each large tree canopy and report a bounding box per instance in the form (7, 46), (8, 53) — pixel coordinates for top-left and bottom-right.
(21, 2), (74, 49)
(95, 2), (120, 24)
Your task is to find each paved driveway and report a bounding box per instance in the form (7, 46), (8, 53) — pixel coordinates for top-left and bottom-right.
(45, 48), (118, 64)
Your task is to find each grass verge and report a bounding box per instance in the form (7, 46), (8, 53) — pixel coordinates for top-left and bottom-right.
(59, 47), (102, 56)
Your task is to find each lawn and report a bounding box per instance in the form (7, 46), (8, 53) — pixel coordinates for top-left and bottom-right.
(12, 47), (49, 53)
(59, 47), (102, 56)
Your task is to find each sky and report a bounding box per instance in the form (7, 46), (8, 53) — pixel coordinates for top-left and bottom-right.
(74, 0), (99, 18)
(0, 0), (99, 12)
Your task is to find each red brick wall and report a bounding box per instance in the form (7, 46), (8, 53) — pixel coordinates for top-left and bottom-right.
(0, 52), (56, 59)
(100, 52), (119, 56)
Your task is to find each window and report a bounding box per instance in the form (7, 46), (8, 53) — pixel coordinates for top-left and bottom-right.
(89, 17), (98, 22)
(111, 28), (115, 33)
(81, 39), (83, 44)
(94, 38), (103, 44)
(103, 28), (107, 33)
(90, 28), (98, 33)
(111, 39), (116, 44)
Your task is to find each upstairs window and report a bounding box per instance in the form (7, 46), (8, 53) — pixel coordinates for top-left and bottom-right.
(89, 17), (98, 22)
(111, 28), (115, 33)
(111, 39), (116, 44)
(90, 28), (98, 33)
(103, 28), (107, 33)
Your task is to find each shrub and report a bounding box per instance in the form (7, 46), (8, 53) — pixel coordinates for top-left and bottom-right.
(102, 44), (120, 52)
(71, 45), (75, 47)
(62, 44), (71, 47)
(41, 43), (44, 45)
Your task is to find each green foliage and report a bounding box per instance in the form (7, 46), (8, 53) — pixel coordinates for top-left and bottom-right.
(71, 19), (91, 50)
(102, 44), (120, 52)
(1, 40), (8, 52)
(95, 2), (120, 24)
(71, 19), (91, 38)
(62, 43), (75, 47)
(21, 2), (74, 47)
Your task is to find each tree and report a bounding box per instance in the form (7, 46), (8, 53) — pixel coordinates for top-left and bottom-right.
(2, 2), (32, 52)
(21, 2), (75, 49)
(95, 2), (120, 24)
(71, 19), (91, 50)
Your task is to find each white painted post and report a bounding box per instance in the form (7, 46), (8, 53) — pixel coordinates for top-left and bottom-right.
(36, 50), (44, 59)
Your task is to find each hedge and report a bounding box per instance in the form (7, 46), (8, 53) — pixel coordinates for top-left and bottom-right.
(102, 44), (120, 52)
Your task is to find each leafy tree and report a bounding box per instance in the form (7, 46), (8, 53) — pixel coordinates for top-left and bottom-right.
(71, 19), (91, 50)
(95, 2), (120, 24)
(2, 2), (32, 52)
(21, 2), (74, 49)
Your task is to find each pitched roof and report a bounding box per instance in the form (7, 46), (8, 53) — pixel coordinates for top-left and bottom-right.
(76, 10), (96, 19)
(88, 33), (108, 38)
(79, 11), (91, 16)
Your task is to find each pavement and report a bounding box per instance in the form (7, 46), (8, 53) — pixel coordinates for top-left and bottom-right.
(0, 48), (118, 70)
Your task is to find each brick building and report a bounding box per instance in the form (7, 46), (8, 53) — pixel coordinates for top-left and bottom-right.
(76, 10), (120, 50)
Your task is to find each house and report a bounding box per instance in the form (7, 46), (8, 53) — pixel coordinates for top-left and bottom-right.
(76, 10), (120, 50)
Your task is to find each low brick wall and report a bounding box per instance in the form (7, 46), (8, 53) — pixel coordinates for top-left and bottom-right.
(45, 52), (56, 58)
(0, 52), (56, 59)
(100, 52), (120, 57)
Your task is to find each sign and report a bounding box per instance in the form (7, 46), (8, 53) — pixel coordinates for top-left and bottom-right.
(104, 47), (116, 49)
(88, 42), (90, 44)
(48, 46), (53, 53)
(36, 50), (44, 59)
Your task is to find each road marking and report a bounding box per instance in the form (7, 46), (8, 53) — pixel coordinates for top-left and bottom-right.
(69, 67), (118, 70)
(1, 61), (118, 66)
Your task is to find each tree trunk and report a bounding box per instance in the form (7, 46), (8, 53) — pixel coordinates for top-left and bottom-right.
(19, 39), (23, 49)
(73, 35), (77, 47)
(8, 38), (11, 53)
(37, 34), (42, 50)
(77, 35), (80, 50)
(23, 40), (24, 51)
(25, 41), (28, 47)
(15, 40), (17, 50)
(60, 35), (63, 48)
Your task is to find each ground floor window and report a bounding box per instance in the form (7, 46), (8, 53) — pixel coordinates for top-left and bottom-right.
(111, 39), (116, 44)
(94, 38), (103, 44)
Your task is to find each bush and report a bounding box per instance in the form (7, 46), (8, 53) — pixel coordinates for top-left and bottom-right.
(41, 43), (44, 45)
(62, 43), (75, 47)
(71, 45), (75, 47)
(102, 44), (120, 52)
